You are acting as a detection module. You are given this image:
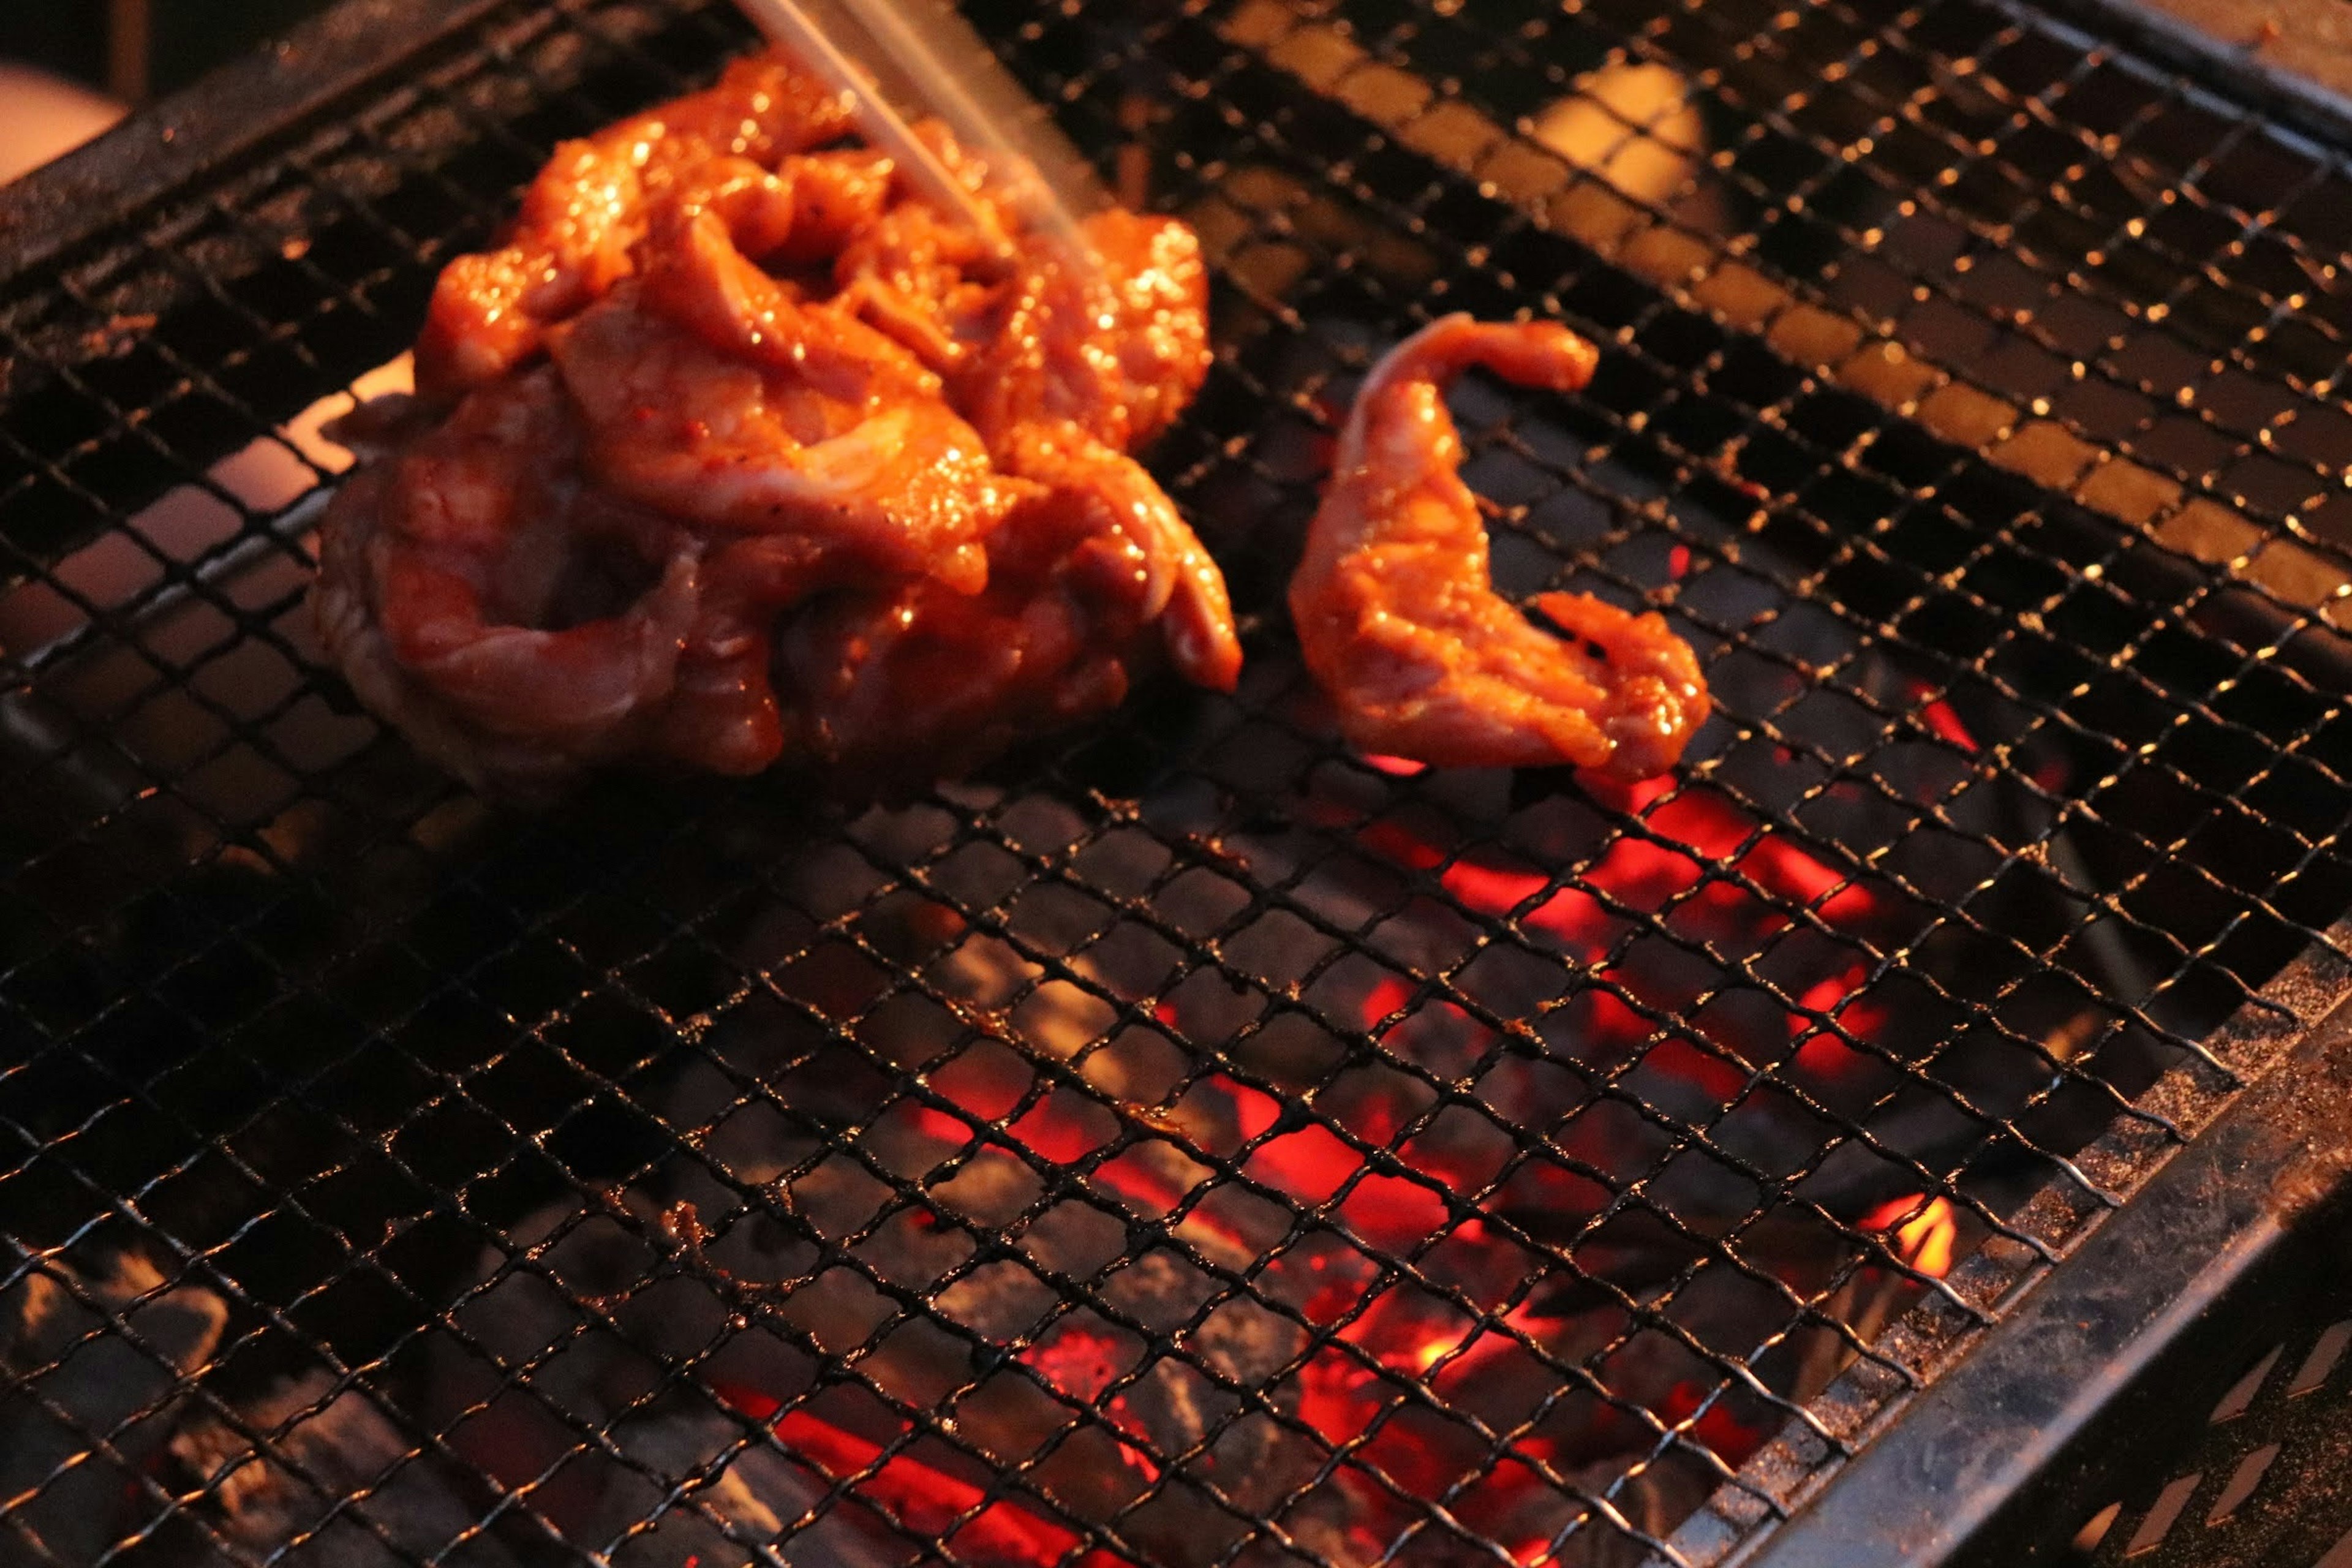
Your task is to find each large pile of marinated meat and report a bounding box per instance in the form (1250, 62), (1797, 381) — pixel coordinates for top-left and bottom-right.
(311, 52), (1708, 796)
(312, 52), (1238, 797)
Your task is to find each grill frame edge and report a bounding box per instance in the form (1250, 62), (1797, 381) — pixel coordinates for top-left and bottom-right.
(1674, 919), (2352, 1568)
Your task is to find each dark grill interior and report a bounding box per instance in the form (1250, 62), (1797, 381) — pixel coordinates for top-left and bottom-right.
(2062, 1237), (2352, 1566)
(5, 0), (2352, 1563)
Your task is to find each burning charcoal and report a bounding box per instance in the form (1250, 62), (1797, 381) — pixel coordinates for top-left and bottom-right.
(1105, 1248), (1305, 1431)
(731, 802), (1770, 1566)
(420, 1196), (731, 1542)
(433, 1054), (1319, 1567)
(589, 1409), (904, 1568)
(1270, 1297), (1747, 1568)
(0, 1251), (227, 1566)
(636, 679), (2084, 1568)
(1544, 1452), (1725, 1568)
(168, 1373), (525, 1568)
(864, 1240), (1308, 1545)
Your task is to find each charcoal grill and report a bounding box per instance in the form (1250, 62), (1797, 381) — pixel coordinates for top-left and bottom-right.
(6, 0), (2352, 1563)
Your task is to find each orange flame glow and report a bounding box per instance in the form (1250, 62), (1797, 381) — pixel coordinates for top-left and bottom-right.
(1861, 1194), (1958, 1280)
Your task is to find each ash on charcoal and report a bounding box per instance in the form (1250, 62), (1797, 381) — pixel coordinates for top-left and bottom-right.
(1, 1251), (511, 1568)
(1, 1250), (228, 1565)
(711, 801), (1935, 1568)
(168, 1373), (524, 1568)
(584, 1408), (905, 1568)
(421, 1042), (1315, 1566)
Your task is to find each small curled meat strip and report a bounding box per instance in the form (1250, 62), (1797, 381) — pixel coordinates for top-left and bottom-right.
(1289, 315), (1709, 780)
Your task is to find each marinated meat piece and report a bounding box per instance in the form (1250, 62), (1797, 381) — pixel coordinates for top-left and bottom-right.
(1289, 315), (1709, 779)
(545, 278), (1009, 590)
(966, 208), (1216, 451)
(415, 55), (861, 399)
(651, 532), (842, 776)
(313, 51), (1236, 797)
(782, 456), (1196, 779)
(840, 198), (1212, 449)
(994, 419), (1238, 692)
(312, 369), (700, 797)
(636, 417), (1238, 781)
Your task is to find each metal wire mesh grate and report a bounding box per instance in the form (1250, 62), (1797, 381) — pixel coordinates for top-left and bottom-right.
(5, 0), (2352, 1563)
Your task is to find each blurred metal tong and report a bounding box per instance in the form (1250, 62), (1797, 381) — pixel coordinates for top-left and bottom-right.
(729, 0), (1102, 265)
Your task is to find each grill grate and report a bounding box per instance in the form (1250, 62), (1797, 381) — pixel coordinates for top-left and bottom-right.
(5, 0), (2352, 1564)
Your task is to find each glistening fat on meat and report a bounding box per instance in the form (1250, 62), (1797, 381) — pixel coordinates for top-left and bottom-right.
(310, 51), (1237, 797)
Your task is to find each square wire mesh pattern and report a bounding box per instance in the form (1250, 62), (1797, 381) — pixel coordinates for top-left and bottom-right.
(3, 0), (2352, 1564)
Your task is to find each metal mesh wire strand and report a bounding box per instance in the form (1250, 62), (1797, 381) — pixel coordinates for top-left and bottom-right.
(4, 0), (2352, 1564)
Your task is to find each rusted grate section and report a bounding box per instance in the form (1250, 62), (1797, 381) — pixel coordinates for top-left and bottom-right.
(3, 0), (2352, 1565)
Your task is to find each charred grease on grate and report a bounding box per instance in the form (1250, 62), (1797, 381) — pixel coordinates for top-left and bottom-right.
(4, 0), (2352, 1564)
